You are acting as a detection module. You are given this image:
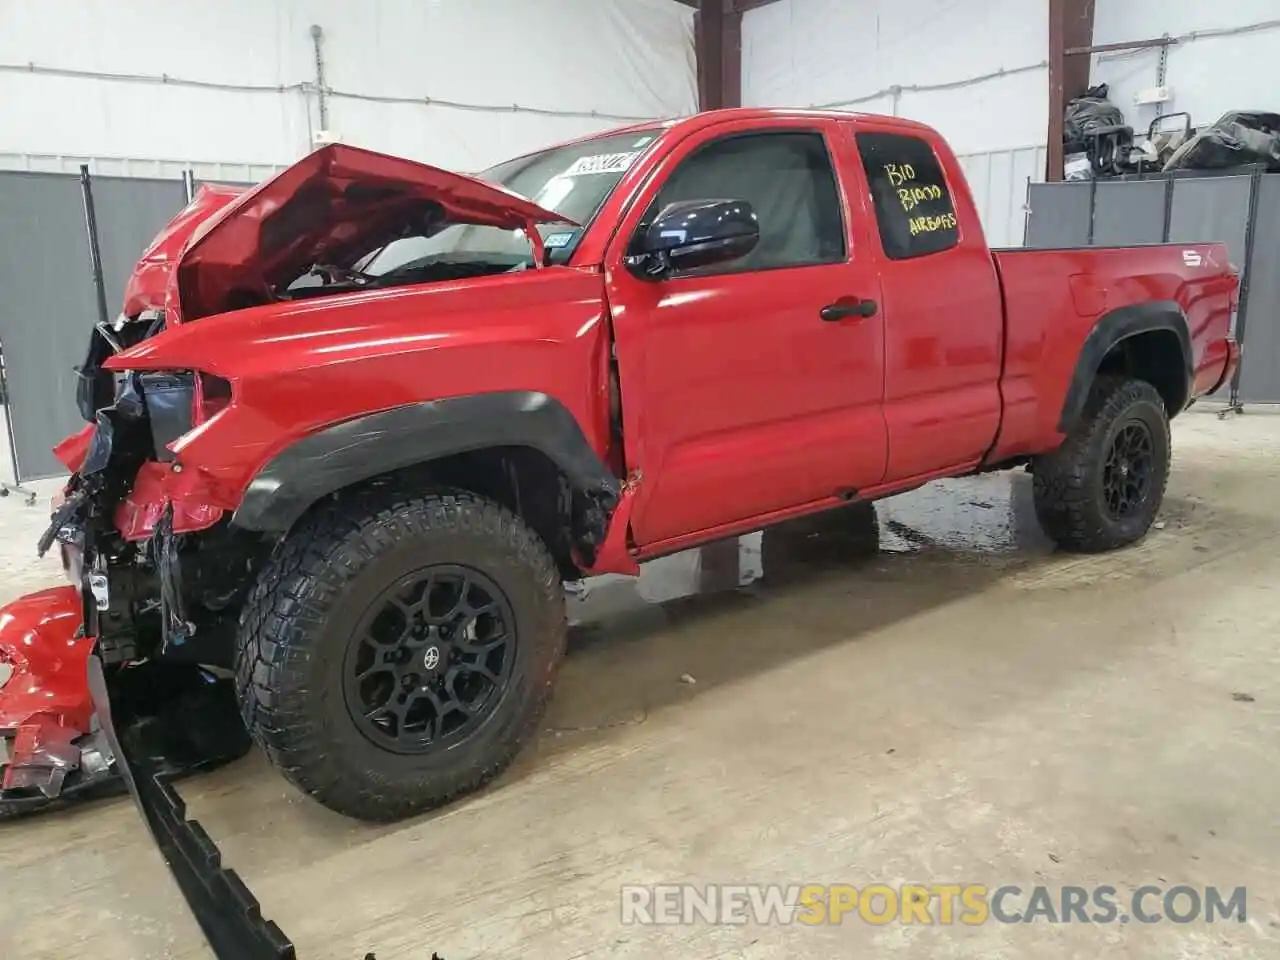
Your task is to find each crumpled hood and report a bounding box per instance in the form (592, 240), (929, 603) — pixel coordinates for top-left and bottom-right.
(121, 183), (246, 318)
(165, 143), (576, 324)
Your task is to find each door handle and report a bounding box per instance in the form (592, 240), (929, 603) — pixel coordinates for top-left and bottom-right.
(820, 298), (878, 322)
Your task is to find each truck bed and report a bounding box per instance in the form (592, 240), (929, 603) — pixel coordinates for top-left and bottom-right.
(988, 241), (1237, 458)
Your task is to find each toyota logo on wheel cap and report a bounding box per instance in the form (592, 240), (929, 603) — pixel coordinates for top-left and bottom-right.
(423, 646), (441, 670)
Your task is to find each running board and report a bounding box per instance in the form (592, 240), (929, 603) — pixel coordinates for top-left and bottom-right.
(87, 653), (296, 960)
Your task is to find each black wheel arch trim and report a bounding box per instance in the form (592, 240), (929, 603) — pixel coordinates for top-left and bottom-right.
(1058, 300), (1193, 434)
(232, 391), (621, 535)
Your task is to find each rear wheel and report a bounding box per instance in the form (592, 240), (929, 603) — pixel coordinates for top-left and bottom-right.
(1032, 377), (1171, 553)
(236, 488), (565, 821)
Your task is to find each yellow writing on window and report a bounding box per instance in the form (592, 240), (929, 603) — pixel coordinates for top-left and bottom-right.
(908, 212), (958, 236)
(897, 185), (943, 211)
(884, 163), (916, 187)
(884, 161), (952, 214)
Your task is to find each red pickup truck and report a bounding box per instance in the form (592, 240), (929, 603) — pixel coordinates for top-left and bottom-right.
(2, 109), (1237, 841)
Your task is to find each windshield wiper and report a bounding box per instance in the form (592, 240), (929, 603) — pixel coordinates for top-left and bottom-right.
(309, 264), (376, 286)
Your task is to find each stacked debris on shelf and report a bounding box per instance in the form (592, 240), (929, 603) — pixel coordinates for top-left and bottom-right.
(1164, 111), (1280, 172)
(1062, 84), (1133, 180)
(1130, 113), (1195, 172)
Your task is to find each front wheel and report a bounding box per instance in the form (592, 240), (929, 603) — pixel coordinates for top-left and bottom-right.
(1032, 377), (1171, 553)
(235, 488), (566, 821)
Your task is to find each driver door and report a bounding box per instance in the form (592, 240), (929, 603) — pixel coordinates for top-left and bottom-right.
(603, 118), (889, 550)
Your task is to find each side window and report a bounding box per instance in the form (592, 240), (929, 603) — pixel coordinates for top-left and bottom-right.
(856, 132), (959, 260)
(640, 131), (846, 273)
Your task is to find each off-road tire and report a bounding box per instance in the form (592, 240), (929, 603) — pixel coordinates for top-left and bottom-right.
(235, 488), (565, 821)
(1032, 376), (1171, 553)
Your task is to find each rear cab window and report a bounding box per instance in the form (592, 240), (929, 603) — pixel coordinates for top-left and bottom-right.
(855, 131), (959, 260)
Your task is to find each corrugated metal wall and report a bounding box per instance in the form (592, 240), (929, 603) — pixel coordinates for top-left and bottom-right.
(956, 146), (1046, 248)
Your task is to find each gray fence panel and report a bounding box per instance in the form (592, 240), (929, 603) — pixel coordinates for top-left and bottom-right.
(91, 177), (188, 322)
(1237, 176), (1280, 403)
(1092, 180), (1166, 245)
(1006, 169), (1280, 405)
(1167, 176), (1252, 268)
(0, 172), (99, 480)
(1023, 182), (1092, 248)
(0, 173), (187, 480)
(1169, 177), (1253, 385)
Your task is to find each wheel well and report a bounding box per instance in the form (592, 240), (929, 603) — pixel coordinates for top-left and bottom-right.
(1095, 329), (1188, 417)
(328, 445), (600, 581)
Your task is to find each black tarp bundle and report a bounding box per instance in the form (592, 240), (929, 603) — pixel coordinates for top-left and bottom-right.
(1064, 84), (1125, 147)
(1164, 111), (1280, 172)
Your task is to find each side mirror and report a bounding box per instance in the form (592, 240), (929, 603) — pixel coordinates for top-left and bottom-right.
(628, 199), (759, 279)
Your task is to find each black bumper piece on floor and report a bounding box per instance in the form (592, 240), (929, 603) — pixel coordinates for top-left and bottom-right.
(87, 653), (297, 960)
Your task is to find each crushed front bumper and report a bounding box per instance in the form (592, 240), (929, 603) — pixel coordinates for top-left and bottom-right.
(0, 586), (120, 815)
(0, 582), (294, 956)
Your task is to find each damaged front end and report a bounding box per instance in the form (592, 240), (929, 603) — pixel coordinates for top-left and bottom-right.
(45, 356), (261, 661)
(0, 140), (592, 956)
(0, 586), (115, 814)
(0, 347), (288, 954)
(1, 354), (257, 818)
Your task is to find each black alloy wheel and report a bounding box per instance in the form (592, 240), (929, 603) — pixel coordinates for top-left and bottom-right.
(1031, 377), (1171, 553)
(1101, 420), (1155, 521)
(344, 565), (516, 754)
(236, 488), (567, 821)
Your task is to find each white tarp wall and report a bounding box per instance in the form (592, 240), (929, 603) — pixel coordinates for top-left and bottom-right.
(741, 0), (1049, 246)
(0, 0), (697, 179)
(1091, 1), (1280, 136)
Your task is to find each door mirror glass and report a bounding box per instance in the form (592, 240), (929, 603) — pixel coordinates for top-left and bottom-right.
(628, 199), (760, 278)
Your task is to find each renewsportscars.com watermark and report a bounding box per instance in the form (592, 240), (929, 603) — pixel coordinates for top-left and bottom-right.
(621, 884), (1247, 926)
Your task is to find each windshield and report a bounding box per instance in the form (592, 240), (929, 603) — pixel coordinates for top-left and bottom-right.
(359, 129), (661, 275)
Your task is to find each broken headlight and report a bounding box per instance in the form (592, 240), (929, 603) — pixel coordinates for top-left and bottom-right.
(137, 371), (233, 461)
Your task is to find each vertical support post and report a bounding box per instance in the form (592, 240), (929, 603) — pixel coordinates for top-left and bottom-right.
(182, 169), (195, 204)
(1022, 176), (1033, 246)
(722, 2), (742, 110)
(1154, 36), (1170, 121)
(696, 2), (724, 110)
(79, 164), (110, 330)
(0, 353), (33, 501)
(310, 24), (329, 134)
(1221, 164), (1264, 417)
(1047, 0), (1096, 181)
(1160, 174), (1175, 242)
(695, 1), (743, 111)
(1086, 176), (1097, 244)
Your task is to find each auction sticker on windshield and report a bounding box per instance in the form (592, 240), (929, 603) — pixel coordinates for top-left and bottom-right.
(562, 151), (641, 177)
(544, 232), (577, 249)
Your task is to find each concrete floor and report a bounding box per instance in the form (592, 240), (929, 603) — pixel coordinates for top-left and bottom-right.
(1, 406), (1279, 959)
